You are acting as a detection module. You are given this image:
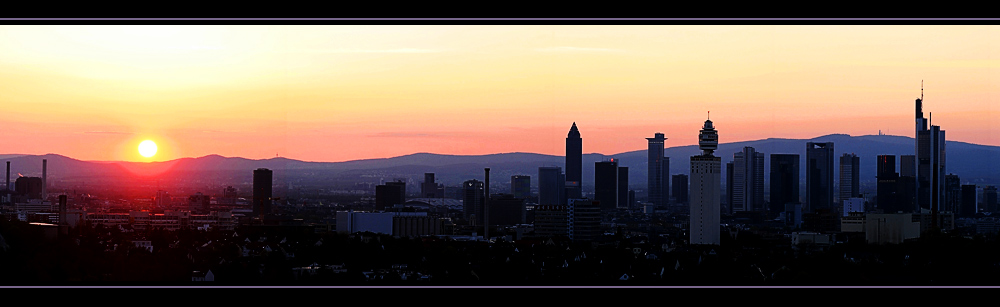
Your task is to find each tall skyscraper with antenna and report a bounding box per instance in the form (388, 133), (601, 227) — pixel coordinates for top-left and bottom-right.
(690, 113), (721, 245)
(915, 82), (946, 215)
(566, 123), (582, 200)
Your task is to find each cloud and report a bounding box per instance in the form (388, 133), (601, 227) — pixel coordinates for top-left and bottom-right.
(84, 131), (133, 135)
(369, 132), (468, 138)
(536, 46), (626, 53)
(300, 48), (442, 54)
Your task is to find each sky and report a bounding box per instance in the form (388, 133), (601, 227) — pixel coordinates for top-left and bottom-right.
(0, 25), (998, 162)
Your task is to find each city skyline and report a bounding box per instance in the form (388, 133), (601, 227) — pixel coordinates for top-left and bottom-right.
(2, 25), (999, 163)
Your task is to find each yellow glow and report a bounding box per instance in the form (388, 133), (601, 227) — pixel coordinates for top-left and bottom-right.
(138, 140), (158, 158)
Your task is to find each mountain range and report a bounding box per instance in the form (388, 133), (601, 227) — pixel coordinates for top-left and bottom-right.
(3, 134), (1000, 192)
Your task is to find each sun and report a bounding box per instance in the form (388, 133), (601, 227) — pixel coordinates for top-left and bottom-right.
(138, 140), (158, 158)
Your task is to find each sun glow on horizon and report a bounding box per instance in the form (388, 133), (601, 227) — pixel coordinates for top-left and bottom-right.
(138, 140), (158, 158)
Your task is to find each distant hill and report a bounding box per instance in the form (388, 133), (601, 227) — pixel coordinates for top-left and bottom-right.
(3, 134), (1000, 192)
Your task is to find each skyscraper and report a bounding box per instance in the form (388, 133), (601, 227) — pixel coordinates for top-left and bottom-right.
(806, 142), (835, 212)
(672, 174), (688, 205)
(618, 166), (629, 209)
(252, 168), (272, 217)
(511, 175), (531, 199)
(421, 173), (439, 198)
(538, 166), (565, 206)
(945, 174), (961, 214)
(463, 179), (485, 224)
(731, 147), (765, 212)
(647, 132), (668, 207)
(595, 159), (619, 211)
(915, 86), (946, 213)
(769, 154), (799, 214)
(839, 153), (860, 201)
(961, 184), (977, 217)
(566, 123), (582, 200)
(690, 115), (721, 245)
(877, 155), (901, 213)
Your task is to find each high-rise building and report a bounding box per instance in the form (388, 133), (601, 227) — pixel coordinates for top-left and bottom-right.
(900, 155), (916, 177)
(690, 115), (721, 245)
(877, 155), (901, 213)
(595, 159), (619, 211)
(806, 142), (835, 212)
(567, 198), (601, 242)
(566, 123), (582, 200)
(488, 193), (525, 226)
(538, 167), (565, 206)
(985, 186), (998, 213)
(376, 180), (406, 211)
(646, 132), (669, 207)
(945, 174), (961, 213)
(672, 174), (688, 205)
(462, 179), (485, 224)
(726, 161), (734, 214)
(961, 184), (978, 217)
(732, 147), (765, 212)
(511, 175), (531, 199)
(252, 168), (272, 217)
(770, 154), (800, 214)
(839, 153), (860, 201)
(618, 167), (629, 209)
(915, 86), (946, 213)
(421, 173), (440, 198)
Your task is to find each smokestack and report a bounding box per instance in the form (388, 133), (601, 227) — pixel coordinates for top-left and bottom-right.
(5, 161), (9, 192)
(42, 159), (47, 200)
(484, 167), (490, 240)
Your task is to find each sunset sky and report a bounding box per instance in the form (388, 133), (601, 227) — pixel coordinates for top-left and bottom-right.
(1, 25), (998, 162)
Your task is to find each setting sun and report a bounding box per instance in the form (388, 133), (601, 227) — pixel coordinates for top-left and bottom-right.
(138, 140), (158, 158)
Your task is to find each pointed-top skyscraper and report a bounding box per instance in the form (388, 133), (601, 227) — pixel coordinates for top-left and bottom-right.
(690, 114), (721, 245)
(566, 122), (582, 200)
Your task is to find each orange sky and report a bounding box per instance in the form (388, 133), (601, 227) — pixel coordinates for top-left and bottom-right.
(1, 25), (997, 162)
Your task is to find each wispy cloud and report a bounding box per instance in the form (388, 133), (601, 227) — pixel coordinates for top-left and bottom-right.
(536, 46), (626, 53)
(369, 132), (469, 138)
(300, 48), (442, 54)
(84, 131), (133, 135)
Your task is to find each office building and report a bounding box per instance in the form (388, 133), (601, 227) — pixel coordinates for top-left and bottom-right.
(672, 174), (688, 205)
(618, 167), (629, 209)
(421, 173), (441, 198)
(376, 180), (406, 211)
(595, 159), (619, 211)
(511, 175), (531, 199)
(806, 142), (835, 212)
(877, 155), (902, 213)
(646, 132), (670, 206)
(840, 153), (860, 201)
(770, 154), (799, 214)
(690, 115), (721, 245)
(252, 168), (272, 217)
(538, 167), (565, 206)
(985, 186), (998, 213)
(731, 147), (765, 212)
(566, 122), (582, 200)
(462, 179), (485, 224)
(961, 184), (977, 217)
(567, 198), (601, 242)
(945, 174), (961, 213)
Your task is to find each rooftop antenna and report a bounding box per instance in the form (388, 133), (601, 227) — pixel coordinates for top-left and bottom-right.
(921, 80), (924, 102)
(708, 111), (710, 119)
